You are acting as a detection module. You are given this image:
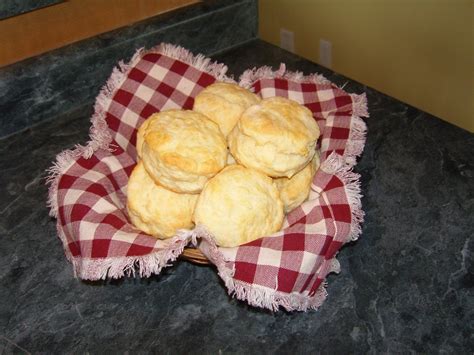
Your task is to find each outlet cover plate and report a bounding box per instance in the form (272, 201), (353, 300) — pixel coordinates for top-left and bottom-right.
(280, 28), (295, 53)
(319, 39), (332, 68)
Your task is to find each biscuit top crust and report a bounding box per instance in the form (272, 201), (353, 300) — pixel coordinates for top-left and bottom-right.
(193, 82), (261, 137)
(228, 97), (320, 178)
(194, 164), (284, 247)
(144, 110), (227, 175)
(239, 97), (319, 155)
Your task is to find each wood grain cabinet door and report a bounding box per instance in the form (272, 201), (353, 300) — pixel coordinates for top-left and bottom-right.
(0, 0), (200, 67)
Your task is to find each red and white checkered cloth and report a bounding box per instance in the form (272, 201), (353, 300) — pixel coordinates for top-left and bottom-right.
(47, 43), (368, 312)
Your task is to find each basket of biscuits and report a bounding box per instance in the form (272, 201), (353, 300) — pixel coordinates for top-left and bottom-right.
(48, 43), (368, 311)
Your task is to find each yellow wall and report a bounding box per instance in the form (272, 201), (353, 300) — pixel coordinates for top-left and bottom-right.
(259, 0), (473, 132)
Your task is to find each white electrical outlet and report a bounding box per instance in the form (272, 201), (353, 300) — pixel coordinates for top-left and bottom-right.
(319, 39), (332, 68)
(280, 28), (295, 53)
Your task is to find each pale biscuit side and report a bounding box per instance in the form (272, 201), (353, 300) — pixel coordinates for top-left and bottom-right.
(127, 162), (198, 238)
(274, 152), (321, 213)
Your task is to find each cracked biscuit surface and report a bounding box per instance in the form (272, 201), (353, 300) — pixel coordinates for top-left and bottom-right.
(228, 97), (320, 178)
(194, 165), (284, 247)
(193, 82), (261, 137)
(140, 110), (227, 194)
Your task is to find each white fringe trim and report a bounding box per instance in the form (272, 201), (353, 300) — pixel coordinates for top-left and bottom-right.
(345, 93), (369, 167)
(59, 228), (194, 280)
(345, 115), (368, 167)
(351, 92), (369, 118)
(158, 43), (233, 83)
(321, 153), (364, 243)
(46, 43), (232, 218)
(239, 63), (330, 89)
(190, 225), (332, 312)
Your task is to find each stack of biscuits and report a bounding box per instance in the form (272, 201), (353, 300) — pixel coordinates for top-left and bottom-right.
(127, 82), (321, 247)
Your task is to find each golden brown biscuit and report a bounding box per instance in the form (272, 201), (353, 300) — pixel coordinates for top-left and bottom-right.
(141, 110), (227, 194)
(127, 162), (198, 238)
(194, 165), (284, 247)
(228, 97), (320, 178)
(193, 82), (261, 137)
(136, 118), (152, 159)
(274, 152), (320, 213)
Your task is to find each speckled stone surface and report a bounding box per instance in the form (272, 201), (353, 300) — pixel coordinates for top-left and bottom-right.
(0, 40), (473, 353)
(0, 0), (257, 138)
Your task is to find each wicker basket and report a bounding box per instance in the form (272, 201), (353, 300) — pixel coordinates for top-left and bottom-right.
(181, 247), (210, 265)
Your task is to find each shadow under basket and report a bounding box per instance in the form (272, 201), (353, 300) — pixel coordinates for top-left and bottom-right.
(180, 246), (210, 265)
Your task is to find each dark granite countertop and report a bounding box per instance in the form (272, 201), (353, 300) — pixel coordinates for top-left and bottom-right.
(1, 40), (473, 353)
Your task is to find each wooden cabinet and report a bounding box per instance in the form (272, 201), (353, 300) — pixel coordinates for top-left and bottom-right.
(0, 0), (199, 67)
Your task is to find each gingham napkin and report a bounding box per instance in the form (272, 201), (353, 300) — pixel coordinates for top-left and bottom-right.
(47, 43), (368, 312)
